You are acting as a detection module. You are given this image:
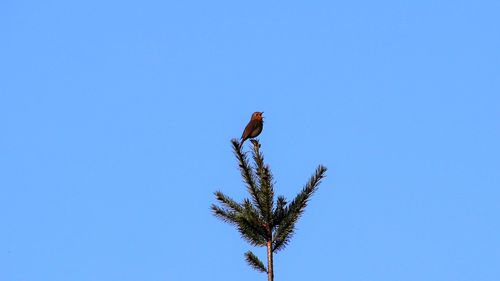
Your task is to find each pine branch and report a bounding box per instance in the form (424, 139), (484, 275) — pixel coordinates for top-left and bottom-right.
(272, 195), (287, 228)
(241, 198), (269, 240)
(231, 139), (265, 213)
(272, 219), (294, 252)
(211, 205), (238, 226)
(288, 165), (327, 217)
(273, 165), (327, 252)
(213, 203), (267, 246)
(237, 217), (268, 246)
(244, 251), (267, 273)
(214, 191), (243, 213)
(251, 140), (274, 224)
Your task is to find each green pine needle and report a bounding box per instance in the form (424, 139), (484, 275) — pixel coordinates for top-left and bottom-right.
(212, 139), (328, 274)
(244, 251), (267, 273)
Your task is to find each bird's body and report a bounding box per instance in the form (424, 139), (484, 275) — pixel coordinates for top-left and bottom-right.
(240, 112), (264, 146)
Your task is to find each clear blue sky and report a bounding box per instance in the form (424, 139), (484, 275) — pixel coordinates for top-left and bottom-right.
(1, 1), (499, 280)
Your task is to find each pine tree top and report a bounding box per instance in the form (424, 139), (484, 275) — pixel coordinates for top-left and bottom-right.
(211, 139), (327, 275)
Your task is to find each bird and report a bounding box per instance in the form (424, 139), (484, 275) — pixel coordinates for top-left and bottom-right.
(240, 111), (264, 146)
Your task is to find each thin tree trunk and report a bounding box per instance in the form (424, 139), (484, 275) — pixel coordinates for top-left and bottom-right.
(266, 240), (274, 281)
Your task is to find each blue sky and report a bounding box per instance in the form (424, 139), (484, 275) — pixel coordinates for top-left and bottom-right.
(1, 1), (499, 280)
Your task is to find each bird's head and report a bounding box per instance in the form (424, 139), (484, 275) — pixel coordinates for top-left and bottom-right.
(251, 111), (264, 121)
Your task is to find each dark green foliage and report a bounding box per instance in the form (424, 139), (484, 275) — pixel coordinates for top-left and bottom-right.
(245, 251), (267, 273)
(211, 139), (327, 277)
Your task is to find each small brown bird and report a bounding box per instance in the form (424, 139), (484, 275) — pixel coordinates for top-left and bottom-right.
(240, 111), (264, 146)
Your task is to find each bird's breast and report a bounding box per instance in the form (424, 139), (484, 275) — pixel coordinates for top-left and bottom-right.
(250, 124), (263, 137)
